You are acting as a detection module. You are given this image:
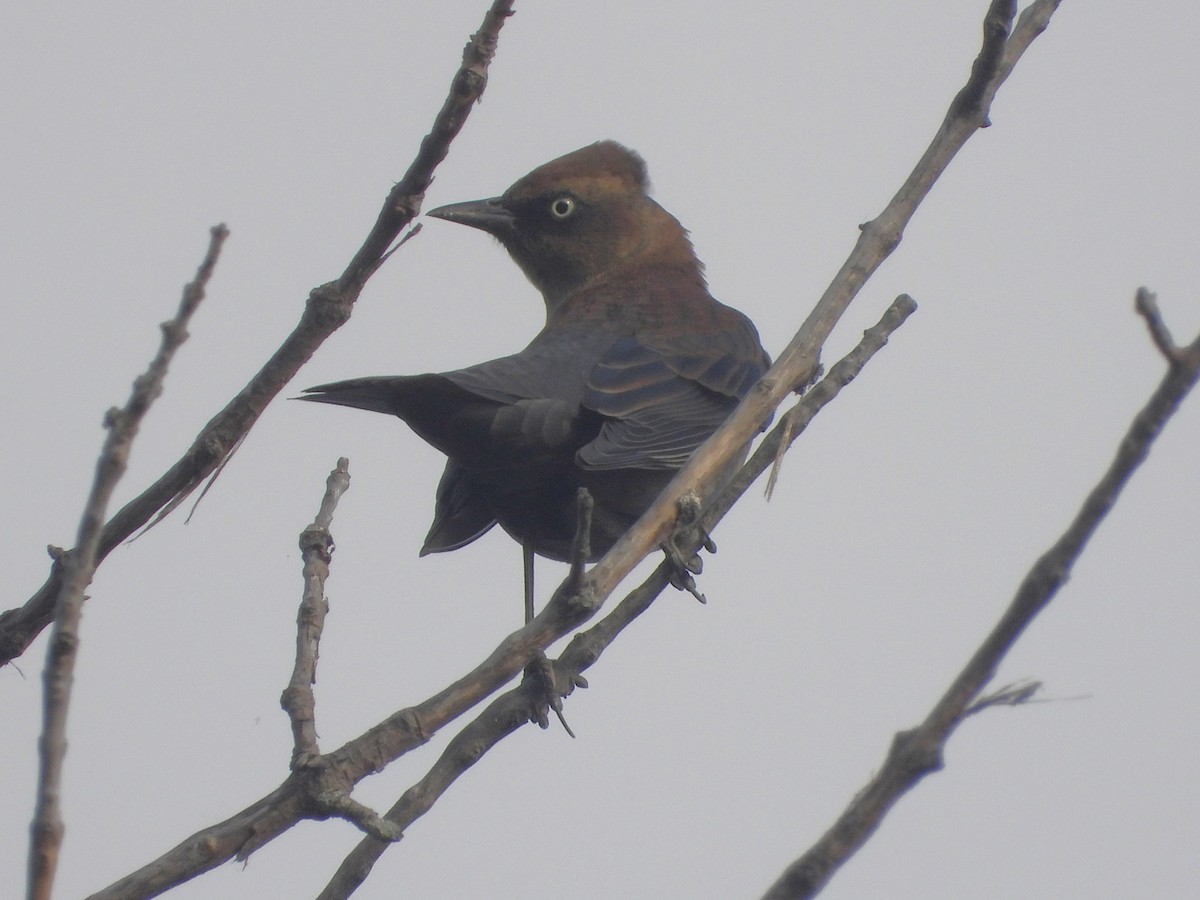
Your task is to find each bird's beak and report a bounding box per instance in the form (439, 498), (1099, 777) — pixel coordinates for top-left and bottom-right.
(426, 197), (516, 238)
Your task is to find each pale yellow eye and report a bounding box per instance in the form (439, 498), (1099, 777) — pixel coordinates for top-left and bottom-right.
(549, 196), (576, 219)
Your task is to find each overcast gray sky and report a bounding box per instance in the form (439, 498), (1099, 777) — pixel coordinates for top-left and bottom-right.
(3, 2), (1199, 898)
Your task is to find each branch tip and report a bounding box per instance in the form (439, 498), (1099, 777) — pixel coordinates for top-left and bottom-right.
(1135, 287), (1184, 363)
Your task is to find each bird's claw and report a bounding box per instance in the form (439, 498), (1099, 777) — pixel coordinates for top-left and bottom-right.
(667, 565), (707, 604)
(661, 492), (715, 603)
(662, 536), (707, 603)
(523, 652), (576, 738)
(671, 545), (704, 575)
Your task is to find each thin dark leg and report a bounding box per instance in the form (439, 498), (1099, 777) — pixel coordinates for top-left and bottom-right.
(523, 542), (535, 624)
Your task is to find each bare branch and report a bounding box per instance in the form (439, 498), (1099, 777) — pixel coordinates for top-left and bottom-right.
(279, 461), (401, 842)
(28, 225), (228, 900)
(281, 459), (351, 768)
(317, 680), (538, 900)
(762, 295), (917, 500)
(760, 293), (1200, 899)
(312, 794), (402, 844)
(0, 0), (517, 669)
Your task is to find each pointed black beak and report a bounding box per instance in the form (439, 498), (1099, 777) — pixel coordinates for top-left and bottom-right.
(426, 197), (516, 238)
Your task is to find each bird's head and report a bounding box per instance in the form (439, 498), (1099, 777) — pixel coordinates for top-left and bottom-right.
(427, 141), (701, 311)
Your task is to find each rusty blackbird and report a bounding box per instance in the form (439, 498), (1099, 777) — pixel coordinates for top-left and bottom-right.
(303, 142), (770, 610)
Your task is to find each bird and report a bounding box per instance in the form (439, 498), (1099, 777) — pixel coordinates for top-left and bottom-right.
(302, 141), (770, 619)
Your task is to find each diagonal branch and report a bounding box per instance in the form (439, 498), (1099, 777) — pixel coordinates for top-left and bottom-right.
(583, 0), (1059, 608)
(760, 291), (1200, 899)
(0, 0), (517, 670)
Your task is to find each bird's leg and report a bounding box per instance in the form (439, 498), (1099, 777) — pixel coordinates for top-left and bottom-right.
(523, 491), (595, 737)
(523, 542), (536, 624)
(520, 540), (573, 734)
(661, 490), (715, 604)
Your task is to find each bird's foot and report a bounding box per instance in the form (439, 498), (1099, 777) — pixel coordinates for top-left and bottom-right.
(661, 491), (716, 604)
(523, 652), (583, 738)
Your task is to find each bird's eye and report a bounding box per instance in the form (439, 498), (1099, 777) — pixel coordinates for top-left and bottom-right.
(549, 196), (576, 220)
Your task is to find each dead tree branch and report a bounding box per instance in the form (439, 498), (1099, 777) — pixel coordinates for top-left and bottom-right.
(28, 225), (228, 900)
(760, 290), (1200, 899)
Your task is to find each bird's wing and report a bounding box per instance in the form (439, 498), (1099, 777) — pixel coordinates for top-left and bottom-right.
(440, 355), (597, 465)
(577, 332), (770, 470)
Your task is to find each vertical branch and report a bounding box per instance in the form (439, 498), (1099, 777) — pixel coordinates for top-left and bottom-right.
(28, 226), (228, 900)
(281, 458), (351, 767)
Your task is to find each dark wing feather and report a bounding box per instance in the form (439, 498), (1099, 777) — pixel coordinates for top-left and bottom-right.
(420, 460), (496, 554)
(577, 334), (768, 471)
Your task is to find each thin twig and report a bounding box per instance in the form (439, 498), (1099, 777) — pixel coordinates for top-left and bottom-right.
(1135, 287), (1181, 363)
(28, 225), (227, 900)
(280, 460), (402, 841)
(964, 679), (1043, 717)
(763, 295), (917, 499)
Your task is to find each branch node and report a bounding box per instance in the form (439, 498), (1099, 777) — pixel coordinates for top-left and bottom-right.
(889, 729), (944, 777)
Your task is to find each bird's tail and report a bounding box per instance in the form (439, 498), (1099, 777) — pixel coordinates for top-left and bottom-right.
(298, 376), (417, 416)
